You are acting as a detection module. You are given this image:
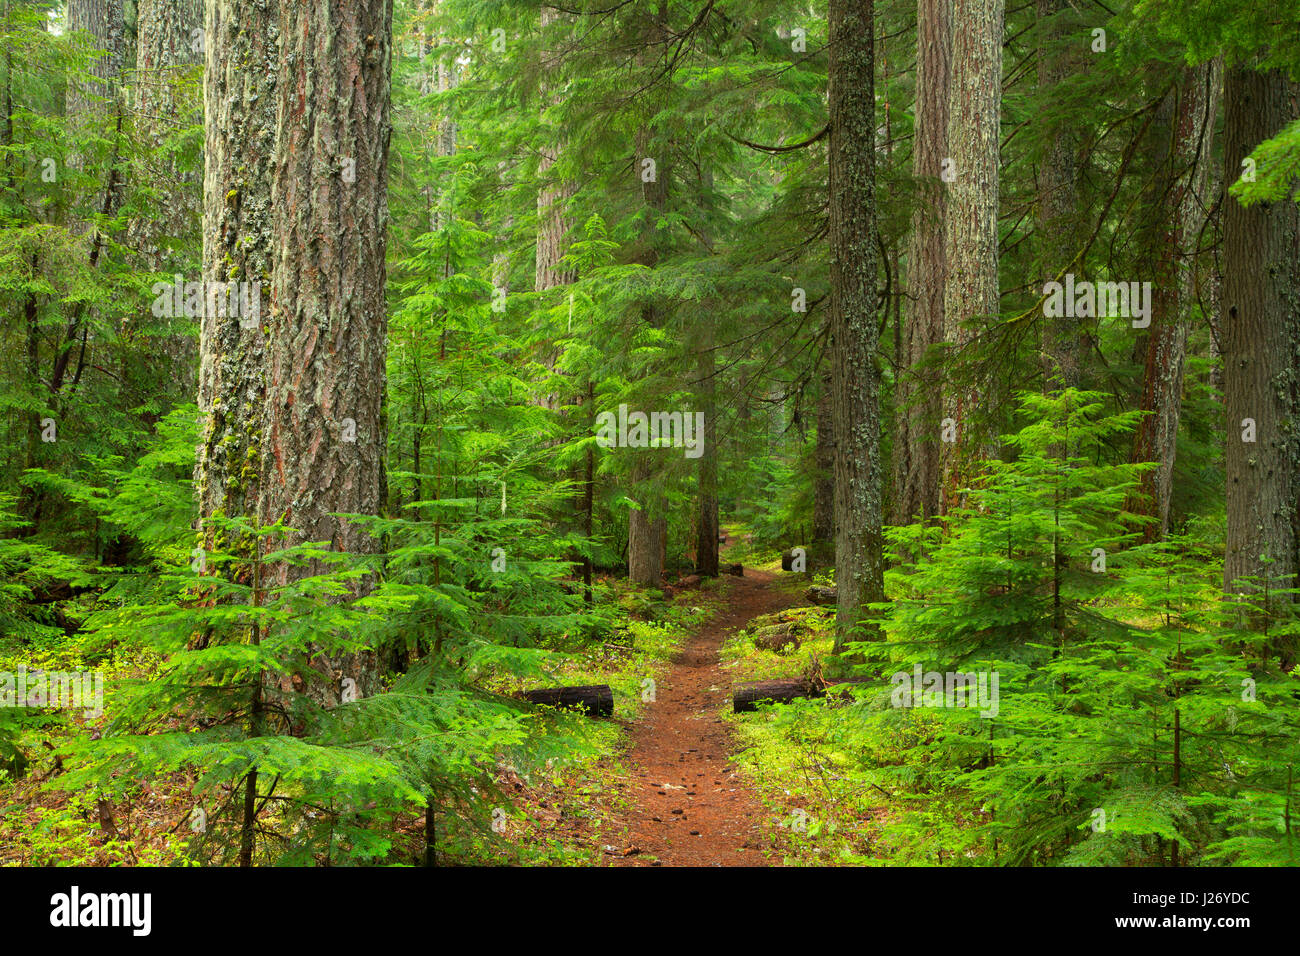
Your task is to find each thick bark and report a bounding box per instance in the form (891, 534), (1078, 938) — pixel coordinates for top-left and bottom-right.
(1130, 62), (1220, 539)
(941, 0), (1003, 511)
(197, 0), (278, 537)
(262, 0), (393, 703)
(132, 0), (202, 263)
(628, 460), (666, 586)
(1222, 66), (1300, 664)
(535, 5), (574, 294)
(198, 0), (393, 707)
(533, 5), (573, 416)
(534, 147), (572, 293)
(67, 0), (125, 211)
(893, 0), (949, 525)
(67, 0), (124, 134)
(828, 0), (884, 653)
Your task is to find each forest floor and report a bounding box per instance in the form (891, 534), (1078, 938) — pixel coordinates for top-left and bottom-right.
(606, 561), (792, 866)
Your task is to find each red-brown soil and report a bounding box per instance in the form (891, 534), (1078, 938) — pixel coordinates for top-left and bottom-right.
(612, 560), (793, 866)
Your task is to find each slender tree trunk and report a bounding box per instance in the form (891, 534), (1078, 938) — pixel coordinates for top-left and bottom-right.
(1130, 61), (1220, 538)
(941, 0), (1003, 511)
(1222, 65), (1300, 667)
(812, 362), (835, 545)
(696, 325), (719, 577)
(1036, 0), (1081, 390)
(582, 381), (595, 604)
(418, 0), (457, 231)
(132, 0), (202, 390)
(828, 0), (884, 653)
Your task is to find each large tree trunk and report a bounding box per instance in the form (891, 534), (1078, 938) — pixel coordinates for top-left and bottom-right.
(534, 4), (574, 411)
(49, 0), (126, 403)
(626, 111), (670, 585)
(132, 0), (202, 261)
(262, 0), (393, 703)
(892, 0), (949, 525)
(1035, 0), (1081, 390)
(198, 0), (393, 707)
(628, 461), (666, 586)
(67, 0), (124, 171)
(535, 91), (573, 286)
(197, 0), (278, 542)
(827, 0), (884, 654)
(1222, 65), (1300, 667)
(941, 0), (1003, 511)
(1130, 61), (1220, 539)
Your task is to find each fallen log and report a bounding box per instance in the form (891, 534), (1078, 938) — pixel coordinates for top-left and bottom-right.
(805, 585), (837, 605)
(519, 684), (614, 717)
(733, 676), (871, 711)
(733, 679), (823, 712)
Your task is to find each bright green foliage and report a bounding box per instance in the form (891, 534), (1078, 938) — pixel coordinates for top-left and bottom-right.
(745, 395), (1300, 866)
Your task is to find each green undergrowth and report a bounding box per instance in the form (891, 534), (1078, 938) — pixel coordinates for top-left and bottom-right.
(722, 604), (890, 864)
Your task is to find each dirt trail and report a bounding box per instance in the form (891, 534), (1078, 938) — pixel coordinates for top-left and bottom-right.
(614, 555), (795, 866)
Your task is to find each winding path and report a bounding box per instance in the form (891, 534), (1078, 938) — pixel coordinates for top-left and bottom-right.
(613, 561), (793, 866)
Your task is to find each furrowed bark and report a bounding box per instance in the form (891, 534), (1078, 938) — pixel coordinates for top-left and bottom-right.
(893, 0), (949, 525)
(1130, 61), (1220, 538)
(198, 0), (278, 552)
(812, 364), (835, 545)
(1222, 65), (1300, 667)
(828, 0), (885, 653)
(941, 0), (1003, 511)
(262, 0), (394, 704)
